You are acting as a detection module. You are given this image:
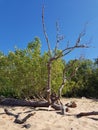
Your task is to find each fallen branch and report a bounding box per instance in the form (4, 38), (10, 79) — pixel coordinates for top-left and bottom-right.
(0, 98), (64, 110)
(4, 108), (35, 124)
(4, 108), (18, 118)
(14, 113), (35, 124)
(76, 111), (98, 118)
(0, 98), (49, 107)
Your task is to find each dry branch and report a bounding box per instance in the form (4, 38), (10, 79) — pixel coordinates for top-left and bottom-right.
(14, 113), (35, 124)
(55, 21), (64, 55)
(4, 108), (18, 118)
(4, 108), (35, 124)
(42, 6), (51, 57)
(58, 60), (79, 99)
(76, 111), (98, 118)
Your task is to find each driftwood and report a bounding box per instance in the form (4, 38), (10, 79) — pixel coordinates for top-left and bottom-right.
(14, 113), (35, 124)
(0, 98), (49, 107)
(4, 108), (18, 117)
(4, 108), (35, 124)
(76, 111), (98, 118)
(0, 98), (68, 111)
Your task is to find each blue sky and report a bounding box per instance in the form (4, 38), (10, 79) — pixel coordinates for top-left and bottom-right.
(0, 0), (98, 61)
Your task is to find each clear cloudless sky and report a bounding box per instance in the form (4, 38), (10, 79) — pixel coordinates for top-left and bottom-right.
(0, 0), (98, 61)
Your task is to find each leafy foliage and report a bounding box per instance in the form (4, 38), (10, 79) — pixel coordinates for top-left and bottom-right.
(63, 59), (98, 98)
(0, 38), (98, 98)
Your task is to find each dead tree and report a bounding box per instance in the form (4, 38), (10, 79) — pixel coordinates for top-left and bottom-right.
(0, 7), (89, 113)
(42, 6), (89, 105)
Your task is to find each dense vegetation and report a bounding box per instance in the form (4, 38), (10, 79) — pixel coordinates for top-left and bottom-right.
(0, 37), (98, 99)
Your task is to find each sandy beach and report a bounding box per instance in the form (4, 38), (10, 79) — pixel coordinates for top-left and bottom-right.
(0, 98), (98, 130)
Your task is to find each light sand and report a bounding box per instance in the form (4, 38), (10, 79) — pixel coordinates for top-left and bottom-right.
(0, 98), (98, 130)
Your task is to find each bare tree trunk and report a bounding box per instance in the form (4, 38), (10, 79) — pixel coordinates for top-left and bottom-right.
(47, 61), (52, 104)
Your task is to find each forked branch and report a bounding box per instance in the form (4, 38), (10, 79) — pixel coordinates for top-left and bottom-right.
(54, 27), (89, 60)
